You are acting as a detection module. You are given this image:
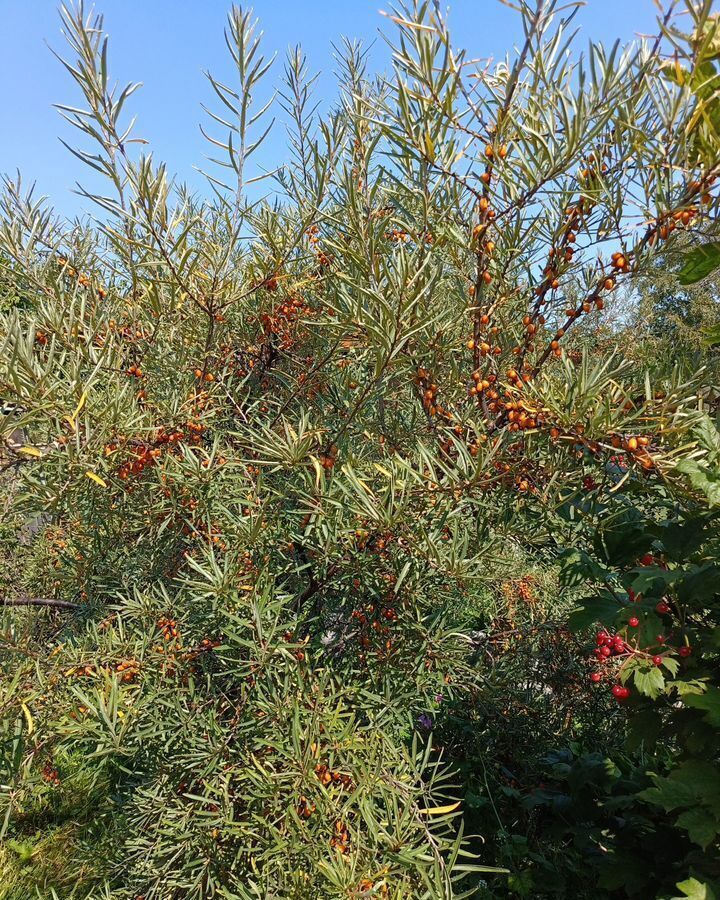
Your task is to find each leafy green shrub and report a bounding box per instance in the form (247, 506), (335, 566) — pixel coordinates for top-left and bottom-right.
(1, 1), (720, 898)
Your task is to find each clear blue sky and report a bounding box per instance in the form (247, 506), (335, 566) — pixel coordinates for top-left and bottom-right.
(0, 0), (660, 219)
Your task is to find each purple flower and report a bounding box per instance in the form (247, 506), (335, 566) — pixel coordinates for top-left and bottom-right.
(417, 713), (433, 730)
(434, 693), (444, 704)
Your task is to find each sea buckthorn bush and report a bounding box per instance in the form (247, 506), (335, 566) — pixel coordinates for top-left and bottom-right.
(1, 1), (720, 897)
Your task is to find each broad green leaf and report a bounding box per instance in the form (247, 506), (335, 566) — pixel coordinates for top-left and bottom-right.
(676, 460), (720, 506)
(557, 548), (611, 587)
(678, 242), (720, 286)
(676, 807), (720, 849)
(632, 663), (666, 699)
(567, 593), (620, 632)
(685, 688), (720, 727)
(674, 877), (718, 900)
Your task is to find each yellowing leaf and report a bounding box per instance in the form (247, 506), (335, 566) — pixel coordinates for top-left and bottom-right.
(309, 454), (324, 488)
(18, 446), (42, 457)
(85, 471), (107, 487)
(424, 130), (436, 162)
(66, 391), (88, 429)
(20, 702), (34, 734)
(419, 800), (461, 816)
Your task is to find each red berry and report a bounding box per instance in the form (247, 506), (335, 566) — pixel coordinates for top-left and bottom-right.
(600, 646), (612, 657)
(596, 631), (610, 646)
(655, 601), (670, 615)
(627, 588), (636, 602)
(678, 646), (692, 658)
(652, 655), (663, 666)
(640, 554), (654, 566)
(628, 617), (639, 628)
(590, 672), (602, 683)
(612, 684), (630, 700)
(656, 634), (666, 644)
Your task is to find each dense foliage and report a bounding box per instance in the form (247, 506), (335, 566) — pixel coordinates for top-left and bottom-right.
(1, 1), (720, 897)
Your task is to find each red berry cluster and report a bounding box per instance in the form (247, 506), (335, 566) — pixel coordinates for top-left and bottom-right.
(587, 548), (695, 701)
(590, 630), (633, 701)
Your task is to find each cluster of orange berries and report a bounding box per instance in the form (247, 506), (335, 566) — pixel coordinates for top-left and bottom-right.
(469, 367), (541, 429)
(126, 363), (144, 378)
(201, 454), (227, 470)
(502, 396), (541, 432)
(330, 820), (351, 854)
(154, 632), (220, 676)
(314, 763), (354, 790)
(466, 303), (502, 357)
(297, 795), (316, 819)
(648, 201), (703, 246)
(577, 155), (609, 182)
(282, 631), (307, 662)
(689, 174), (717, 201)
(319, 443), (338, 470)
(489, 459), (534, 493)
(305, 224), (331, 267)
(184, 636), (222, 665)
(466, 434), (489, 457)
(150, 630), (220, 672)
(610, 433), (654, 470)
(158, 616), (179, 643)
(42, 762), (61, 786)
(484, 143), (509, 161)
(111, 421), (210, 479)
(63, 663), (99, 679)
(358, 880), (388, 896)
(198, 636), (221, 652)
(352, 599), (398, 657)
(502, 575), (537, 607)
(56, 255), (107, 298)
(536, 205), (581, 299)
(416, 367), (454, 420)
(182, 521), (228, 551)
(115, 658), (141, 682)
(546, 424), (655, 471)
(117, 444), (162, 480)
(183, 422), (207, 445)
(62, 657), (139, 682)
(610, 251), (630, 275)
(370, 204), (393, 220)
(260, 295), (316, 350)
(109, 320), (148, 341)
(468, 369), (496, 397)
